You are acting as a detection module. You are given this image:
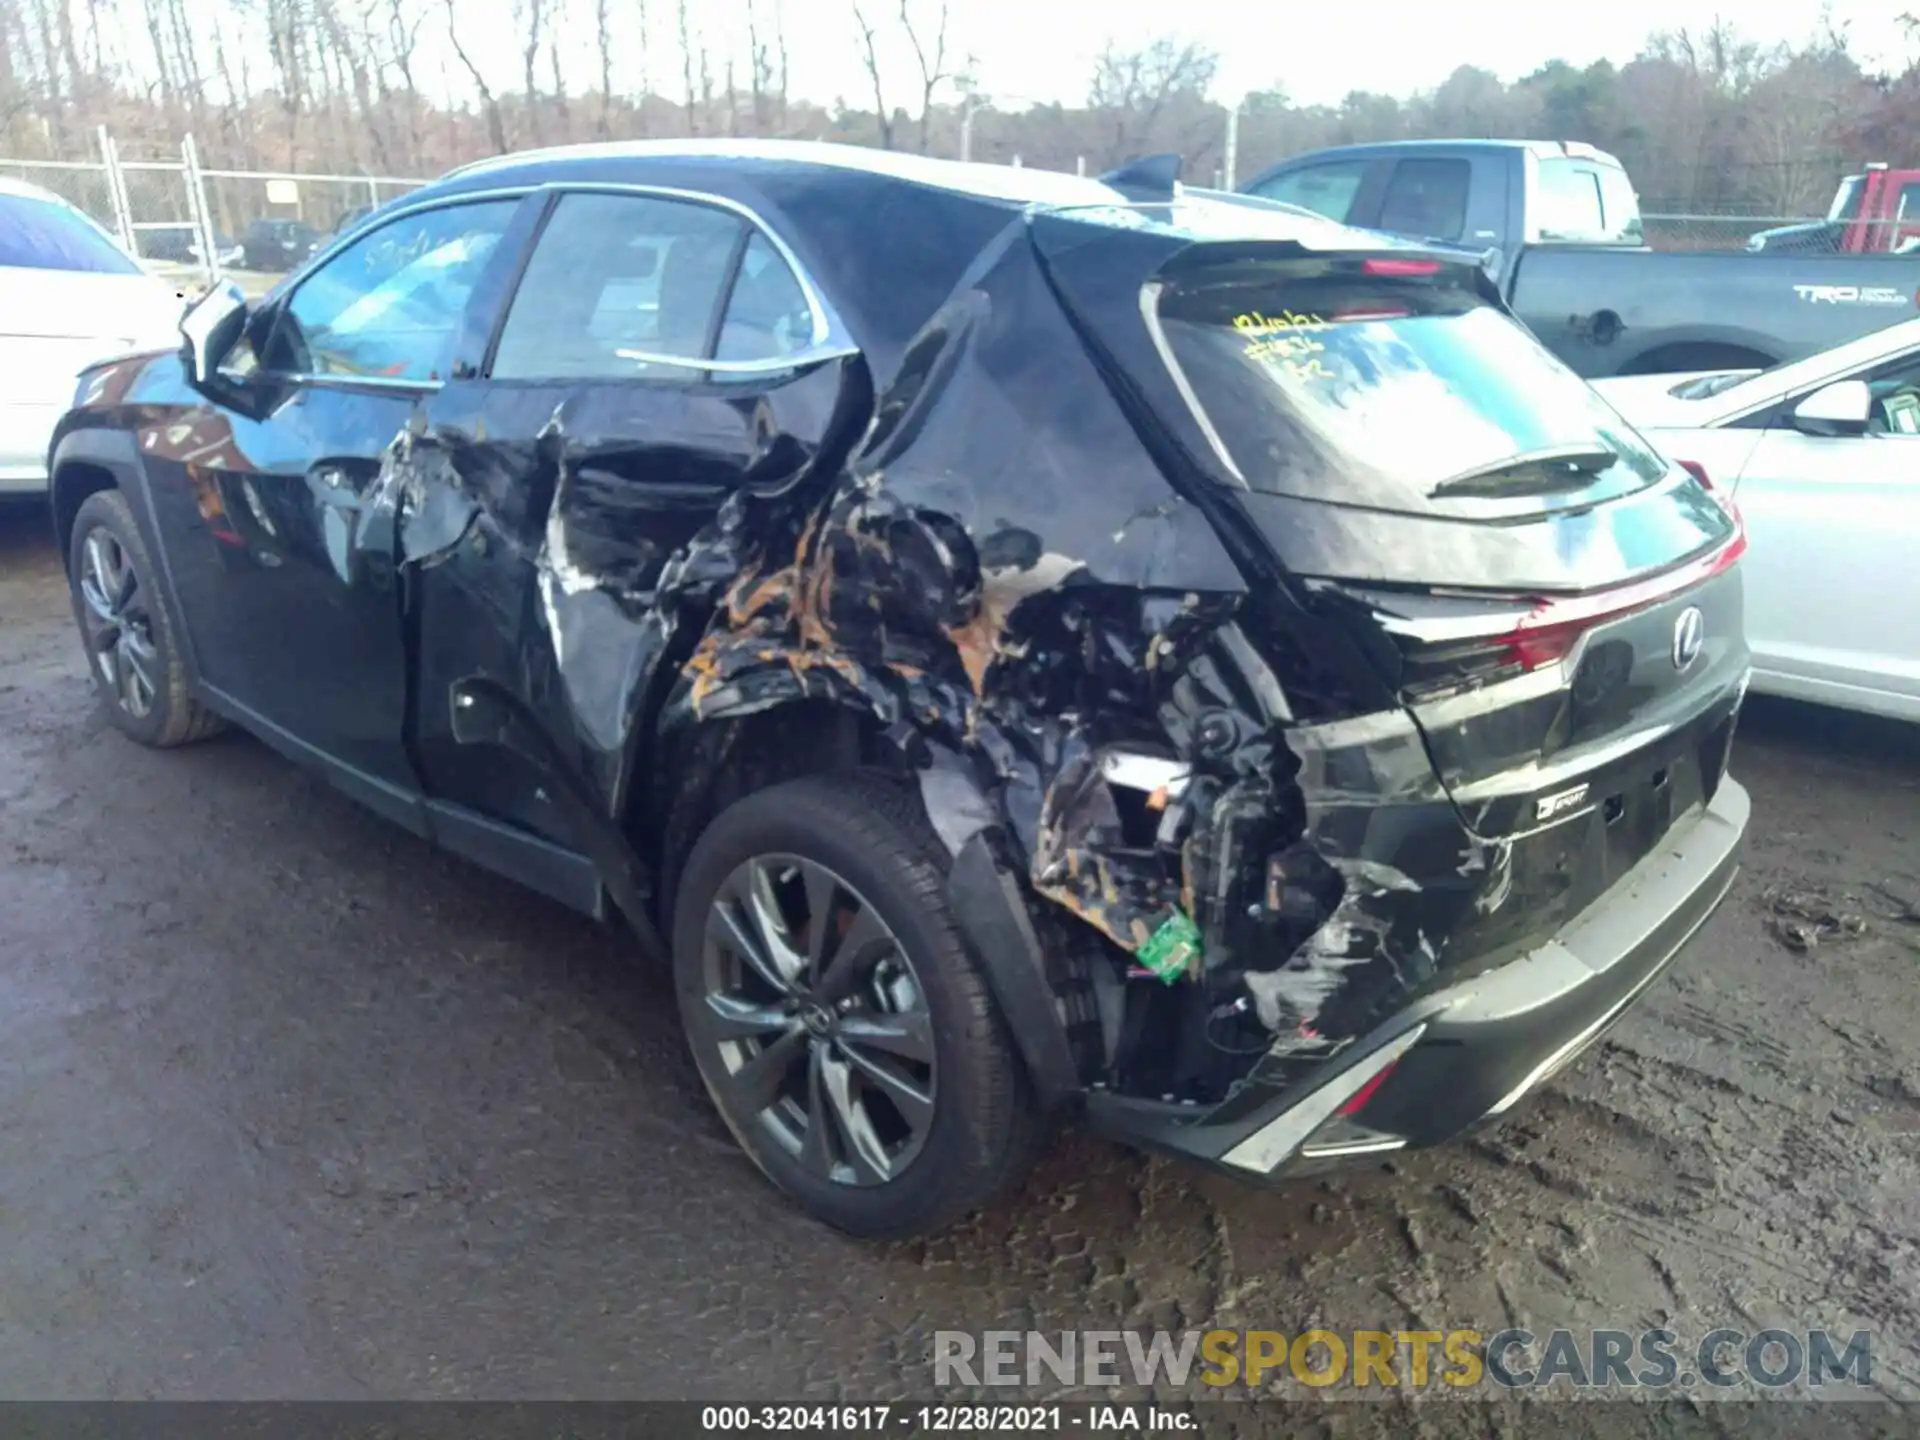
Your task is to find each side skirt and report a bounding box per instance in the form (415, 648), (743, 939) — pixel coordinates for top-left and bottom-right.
(195, 684), (606, 919)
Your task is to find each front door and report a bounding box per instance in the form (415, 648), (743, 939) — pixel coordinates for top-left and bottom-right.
(141, 197), (525, 824)
(1735, 349), (1920, 710)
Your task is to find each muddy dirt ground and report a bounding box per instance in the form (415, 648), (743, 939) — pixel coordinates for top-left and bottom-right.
(1, 497), (1915, 1421)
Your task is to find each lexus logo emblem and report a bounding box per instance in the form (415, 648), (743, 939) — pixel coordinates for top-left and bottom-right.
(1672, 607), (1705, 671)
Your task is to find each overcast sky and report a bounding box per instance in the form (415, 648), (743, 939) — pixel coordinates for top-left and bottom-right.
(547, 0), (1912, 113)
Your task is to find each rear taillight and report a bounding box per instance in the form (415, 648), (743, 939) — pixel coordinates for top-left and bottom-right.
(1488, 525), (1747, 672)
(1384, 523), (1748, 696)
(1336, 1054), (1404, 1117)
(1677, 459), (1713, 490)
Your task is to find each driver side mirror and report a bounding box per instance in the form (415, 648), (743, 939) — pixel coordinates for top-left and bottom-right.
(1791, 379), (1872, 437)
(179, 281), (249, 391)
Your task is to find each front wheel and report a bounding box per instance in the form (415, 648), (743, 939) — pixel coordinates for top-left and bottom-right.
(672, 773), (1038, 1238)
(66, 488), (225, 748)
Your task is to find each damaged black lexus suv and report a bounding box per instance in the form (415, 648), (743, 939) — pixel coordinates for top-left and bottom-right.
(49, 141), (1750, 1238)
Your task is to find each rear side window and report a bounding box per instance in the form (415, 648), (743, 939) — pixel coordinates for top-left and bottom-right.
(493, 192), (781, 381)
(0, 194), (139, 275)
(1246, 161), (1369, 223)
(1376, 159), (1469, 242)
(1535, 160), (1642, 244)
(1153, 258), (1668, 517)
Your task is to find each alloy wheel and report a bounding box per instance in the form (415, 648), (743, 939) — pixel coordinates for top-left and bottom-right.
(76, 525), (159, 720)
(702, 854), (937, 1187)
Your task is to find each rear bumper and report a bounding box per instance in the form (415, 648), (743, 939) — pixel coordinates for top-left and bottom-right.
(1085, 776), (1749, 1179)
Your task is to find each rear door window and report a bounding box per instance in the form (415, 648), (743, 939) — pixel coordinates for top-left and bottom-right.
(1246, 161), (1370, 223)
(0, 193), (140, 275)
(1376, 159), (1470, 242)
(491, 192), (746, 381)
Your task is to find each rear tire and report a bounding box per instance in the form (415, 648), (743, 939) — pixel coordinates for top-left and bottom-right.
(672, 771), (1038, 1238)
(66, 488), (225, 749)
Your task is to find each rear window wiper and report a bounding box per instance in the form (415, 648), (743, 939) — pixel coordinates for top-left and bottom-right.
(1428, 444), (1619, 498)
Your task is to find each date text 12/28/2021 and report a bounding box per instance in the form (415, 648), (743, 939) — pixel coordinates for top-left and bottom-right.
(699, 1405), (1195, 1432)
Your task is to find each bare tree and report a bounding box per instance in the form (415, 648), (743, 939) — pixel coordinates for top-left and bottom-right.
(897, 0), (949, 152)
(676, 0), (696, 133)
(54, 0), (81, 106)
(30, 0), (68, 143)
(850, 0), (892, 148)
(549, 36), (568, 138)
(635, 0), (650, 133)
(594, 0), (611, 136)
(774, 0), (789, 127)
(1088, 36), (1219, 166)
(446, 0), (506, 152)
(697, 30), (712, 124)
(745, 0), (768, 130)
(518, 0), (546, 143)
(264, 0), (308, 164)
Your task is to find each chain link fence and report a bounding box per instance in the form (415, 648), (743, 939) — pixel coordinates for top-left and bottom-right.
(0, 128), (428, 296)
(1641, 213), (1794, 251)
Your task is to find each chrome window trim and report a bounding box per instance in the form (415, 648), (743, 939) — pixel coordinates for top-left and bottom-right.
(529, 181), (845, 348)
(281, 374), (444, 395)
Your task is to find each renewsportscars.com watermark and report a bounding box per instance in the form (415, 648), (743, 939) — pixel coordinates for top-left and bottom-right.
(933, 1328), (1875, 1393)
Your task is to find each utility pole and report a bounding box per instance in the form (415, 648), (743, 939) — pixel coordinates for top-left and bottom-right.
(1224, 102), (1240, 190)
(959, 96), (977, 163)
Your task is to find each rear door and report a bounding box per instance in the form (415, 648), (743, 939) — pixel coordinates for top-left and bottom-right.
(402, 186), (861, 851)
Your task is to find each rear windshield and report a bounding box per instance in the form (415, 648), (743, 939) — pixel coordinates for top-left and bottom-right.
(1154, 259), (1671, 516)
(0, 194), (140, 275)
